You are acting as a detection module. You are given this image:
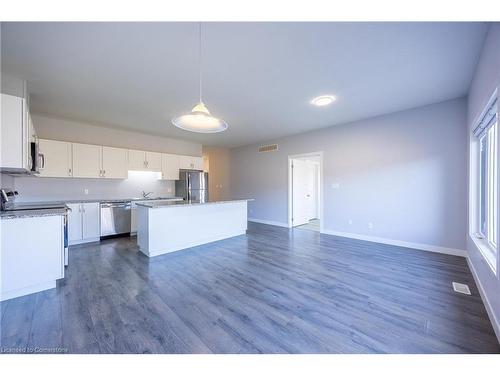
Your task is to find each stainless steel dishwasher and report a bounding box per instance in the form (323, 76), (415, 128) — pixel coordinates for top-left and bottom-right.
(100, 201), (132, 237)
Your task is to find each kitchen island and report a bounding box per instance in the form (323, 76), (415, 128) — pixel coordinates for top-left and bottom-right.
(136, 199), (251, 257)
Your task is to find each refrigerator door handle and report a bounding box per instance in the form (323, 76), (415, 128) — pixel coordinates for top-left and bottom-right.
(187, 173), (191, 201)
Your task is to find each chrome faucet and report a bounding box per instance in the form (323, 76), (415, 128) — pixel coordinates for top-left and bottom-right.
(141, 191), (153, 198)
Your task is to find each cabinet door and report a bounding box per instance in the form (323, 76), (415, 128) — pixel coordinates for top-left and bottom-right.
(38, 139), (72, 178)
(82, 202), (100, 240)
(1, 215), (64, 300)
(72, 143), (101, 178)
(192, 157), (204, 170)
(161, 154), (180, 180)
(67, 203), (82, 243)
(178, 155), (192, 170)
(0, 94), (26, 169)
(102, 146), (128, 179)
(146, 151), (162, 172)
(128, 149), (146, 171)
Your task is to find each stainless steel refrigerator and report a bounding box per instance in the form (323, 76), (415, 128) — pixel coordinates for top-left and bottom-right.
(175, 170), (209, 202)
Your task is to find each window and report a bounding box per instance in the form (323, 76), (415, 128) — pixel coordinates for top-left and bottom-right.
(473, 95), (498, 273)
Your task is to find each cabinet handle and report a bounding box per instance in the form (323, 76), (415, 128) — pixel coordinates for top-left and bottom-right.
(68, 168), (72, 176)
(103, 169), (105, 176)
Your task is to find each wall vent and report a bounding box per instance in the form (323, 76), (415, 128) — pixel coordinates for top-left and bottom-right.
(258, 144), (278, 153)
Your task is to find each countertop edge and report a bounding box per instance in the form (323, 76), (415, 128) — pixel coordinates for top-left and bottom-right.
(136, 199), (254, 209)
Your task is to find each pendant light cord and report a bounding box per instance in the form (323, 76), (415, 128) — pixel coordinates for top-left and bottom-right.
(198, 22), (202, 103)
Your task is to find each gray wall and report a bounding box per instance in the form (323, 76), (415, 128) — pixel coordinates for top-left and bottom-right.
(230, 97), (467, 250)
(32, 114), (202, 156)
(11, 114), (202, 202)
(466, 23), (500, 338)
(14, 172), (176, 202)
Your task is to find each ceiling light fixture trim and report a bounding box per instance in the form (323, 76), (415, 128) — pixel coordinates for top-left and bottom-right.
(311, 95), (336, 107)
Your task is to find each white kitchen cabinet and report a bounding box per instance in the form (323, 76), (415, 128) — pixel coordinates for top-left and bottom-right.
(1, 215), (64, 301)
(128, 149), (161, 172)
(161, 153), (180, 180)
(72, 143), (101, 178)
(38, 139), (73, 178)
(101, 146), (128, 179)
(128, 149), (146, 170)
(179, 155), (203, 170)
(146, 152), (162, 172)
(67, 203), (83, 242)
(67, 202), (100, 245)
(0, 93), (30, 172)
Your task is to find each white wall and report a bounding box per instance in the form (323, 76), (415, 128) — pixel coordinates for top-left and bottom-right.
(11, 114), (202, 202)
(466, 23), (500, 339)
(230, 97), (467, 251)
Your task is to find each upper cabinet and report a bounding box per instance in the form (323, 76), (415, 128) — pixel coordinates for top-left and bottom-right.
(179, 155), (203, 170)
(101, 147), (128, 179)
(128, 149), (146, 171)
(146, 152), (162, 172)
(38, 139), (72, 178)
(128, 150), (161, 172)
(0, 94), (30, 172)
(72, 143), (101, 178)
(161, 154), (180, 180)
(35, 138), (202, 181)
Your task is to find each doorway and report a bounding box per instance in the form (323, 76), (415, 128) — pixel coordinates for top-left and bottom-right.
(288, 152), (323, 232)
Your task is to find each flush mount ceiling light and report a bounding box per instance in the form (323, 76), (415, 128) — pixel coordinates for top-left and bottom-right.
(311, 95), (336, 107)
(172, 23), (228, 133)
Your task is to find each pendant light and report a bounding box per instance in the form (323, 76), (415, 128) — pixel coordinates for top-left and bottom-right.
(172, 23), (228, 133)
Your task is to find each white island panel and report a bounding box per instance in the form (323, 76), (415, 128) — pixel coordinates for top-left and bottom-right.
(137, 200), (248, 257)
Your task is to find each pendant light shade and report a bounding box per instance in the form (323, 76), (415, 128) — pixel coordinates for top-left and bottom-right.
(172, 23), (228, 133)
(172, 102), (228, 133)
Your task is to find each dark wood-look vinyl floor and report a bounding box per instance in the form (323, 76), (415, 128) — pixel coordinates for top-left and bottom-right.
(1, 222), (499, 354)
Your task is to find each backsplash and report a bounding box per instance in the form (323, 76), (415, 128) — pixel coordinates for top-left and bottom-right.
(13, 170), (176, 202)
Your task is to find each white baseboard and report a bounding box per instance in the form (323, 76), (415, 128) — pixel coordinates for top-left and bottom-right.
(1, 281), (56, 302)
(320, 229), (467, 258)
(248, 218), (289, 228)
(466, 257), (500, 343)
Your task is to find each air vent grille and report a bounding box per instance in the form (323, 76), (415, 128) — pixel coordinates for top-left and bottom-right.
(258, 144), (278, 153)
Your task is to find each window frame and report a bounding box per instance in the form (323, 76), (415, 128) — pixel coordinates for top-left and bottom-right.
(472, 92), (498, 275)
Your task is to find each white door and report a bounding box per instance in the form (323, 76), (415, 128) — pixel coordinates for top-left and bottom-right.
(102, 146), (128, 179)
(161, 154), (180, 180)
(67, 203), (83, 242)
(82, 202), (100, 240)
(128, 149), (146, 171)
(38, 139), (72, 178)
(292, 159), (312, 226)
(72, 143), (101, 178)
(146, 152), (162, 171)
(305, 163), (317, 220)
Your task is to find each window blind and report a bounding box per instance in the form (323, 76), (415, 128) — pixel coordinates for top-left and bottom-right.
(473, 98), (498, 138)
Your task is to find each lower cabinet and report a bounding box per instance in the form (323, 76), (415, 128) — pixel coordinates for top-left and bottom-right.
(1, 215), (65, 301)
(67, 202), (100, 245)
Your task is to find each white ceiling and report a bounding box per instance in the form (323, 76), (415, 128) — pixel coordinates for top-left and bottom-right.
(1, 22), (489, 147)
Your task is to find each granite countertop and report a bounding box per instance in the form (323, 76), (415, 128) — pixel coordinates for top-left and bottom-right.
(0, 207), (69, 220)
(136, 199), (253, 209)
(13, 197), (184, 205)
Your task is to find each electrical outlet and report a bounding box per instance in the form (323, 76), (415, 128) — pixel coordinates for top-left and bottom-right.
(331, 183), (340, 189)
(167, 188), (172, 193)
(368, 222), (373, 229)
(84, 188), (89, 195)
(348, 219), (353, 225)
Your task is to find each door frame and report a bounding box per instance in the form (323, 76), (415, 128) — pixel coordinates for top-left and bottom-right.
(288, 151), (324, 232)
